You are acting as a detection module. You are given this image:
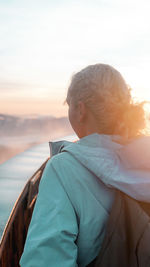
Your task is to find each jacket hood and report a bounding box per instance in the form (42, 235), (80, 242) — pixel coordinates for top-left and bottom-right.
(49, 133), (150, 202)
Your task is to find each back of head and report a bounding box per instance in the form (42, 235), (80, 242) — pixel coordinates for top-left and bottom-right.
(67, 63), (145, 139)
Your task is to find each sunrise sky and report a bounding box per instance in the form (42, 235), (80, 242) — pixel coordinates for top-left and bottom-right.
(1, 0), (150, 117)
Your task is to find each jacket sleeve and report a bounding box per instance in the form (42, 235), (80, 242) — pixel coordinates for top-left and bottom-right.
(20, 158), (79, 267)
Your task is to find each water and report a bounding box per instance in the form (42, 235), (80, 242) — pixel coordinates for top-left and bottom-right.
(0, 142), (50, 240)
(0, 135), (75, 240)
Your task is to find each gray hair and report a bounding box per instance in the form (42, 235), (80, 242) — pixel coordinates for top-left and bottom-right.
(67, 64), (145, 138)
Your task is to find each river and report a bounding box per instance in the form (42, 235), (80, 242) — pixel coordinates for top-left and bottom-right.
(0, 135), (75, 240)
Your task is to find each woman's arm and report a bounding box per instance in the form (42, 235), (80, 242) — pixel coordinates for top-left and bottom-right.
(20, 159), (78, 267)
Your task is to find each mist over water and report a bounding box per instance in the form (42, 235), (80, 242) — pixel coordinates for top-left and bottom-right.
(0, 114), (73, 164)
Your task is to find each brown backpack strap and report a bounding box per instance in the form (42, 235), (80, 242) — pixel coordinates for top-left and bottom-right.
(95, 190), (150, 267)
(86, 257), (97, 267)
(138, 202), (150, 216)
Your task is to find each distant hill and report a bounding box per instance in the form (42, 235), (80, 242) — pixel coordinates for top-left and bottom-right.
(0, 114), (72, 136)
(0, 114), (73, 164)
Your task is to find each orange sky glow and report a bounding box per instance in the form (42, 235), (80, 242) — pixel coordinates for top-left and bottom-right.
(0, 97), (68, 117)
(1, 0), (150, 118)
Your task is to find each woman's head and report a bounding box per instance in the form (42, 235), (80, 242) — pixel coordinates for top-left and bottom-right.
(66, 64), (145, 139)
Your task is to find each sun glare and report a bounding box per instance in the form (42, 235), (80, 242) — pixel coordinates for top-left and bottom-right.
(1, 1), (150, 117)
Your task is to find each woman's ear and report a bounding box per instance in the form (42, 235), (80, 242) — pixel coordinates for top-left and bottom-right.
(78, 101), (86, 123)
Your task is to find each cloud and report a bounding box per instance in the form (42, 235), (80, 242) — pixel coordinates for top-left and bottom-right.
(0, 0), (150, 115)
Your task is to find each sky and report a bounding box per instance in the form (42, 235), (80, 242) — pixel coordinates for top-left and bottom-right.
(1, 0), (150, 117)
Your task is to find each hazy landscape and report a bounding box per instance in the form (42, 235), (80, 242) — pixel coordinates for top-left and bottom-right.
(0, 114), (73, 164)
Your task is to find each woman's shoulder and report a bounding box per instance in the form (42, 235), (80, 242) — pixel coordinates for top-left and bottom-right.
(44, 148), (79, 178)
(49, 149), (75, 164)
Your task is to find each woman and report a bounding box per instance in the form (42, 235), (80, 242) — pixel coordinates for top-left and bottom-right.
(20, 64), (150, 267)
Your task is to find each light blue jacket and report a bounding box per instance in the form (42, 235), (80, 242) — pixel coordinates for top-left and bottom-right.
(20, 133), (150, 267)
